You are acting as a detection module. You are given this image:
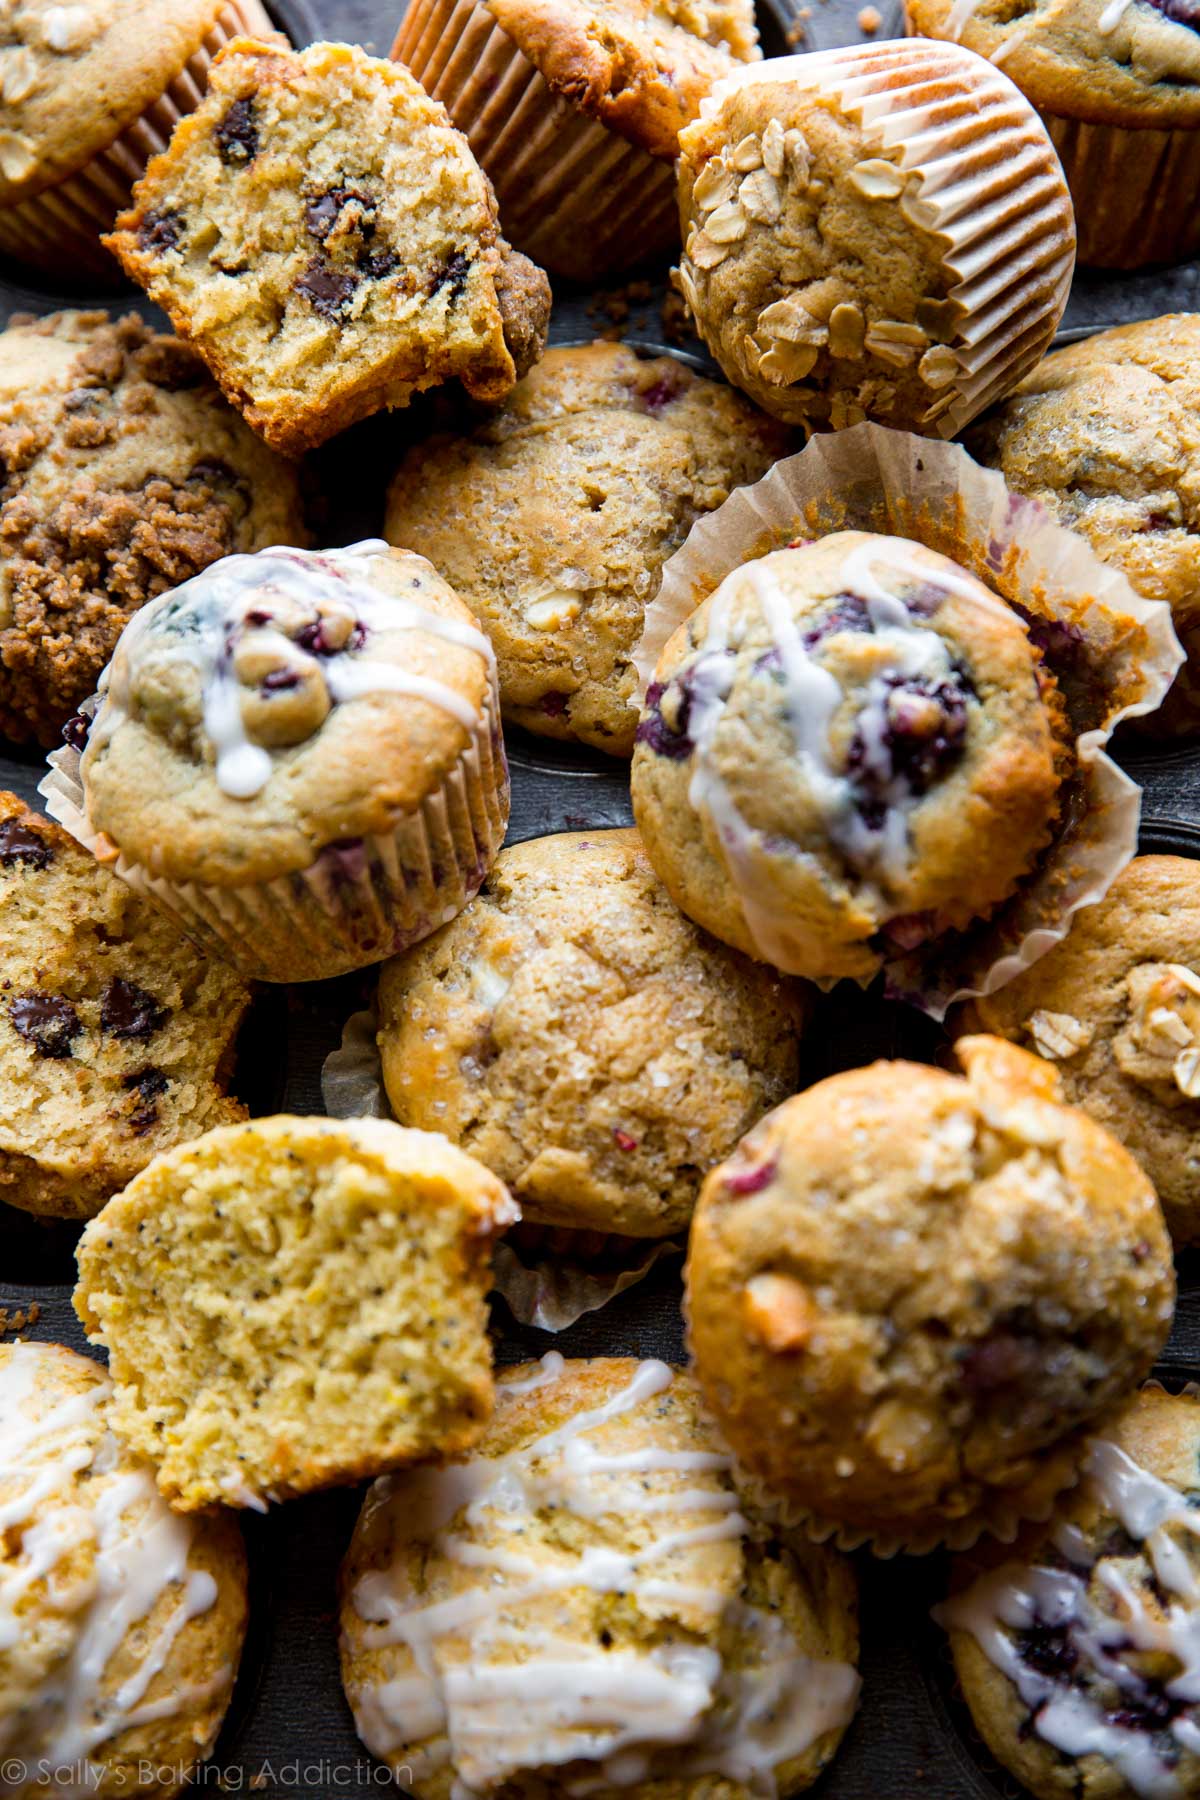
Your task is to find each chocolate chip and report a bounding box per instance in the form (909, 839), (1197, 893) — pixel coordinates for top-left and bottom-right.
(123, 1065), (169, 1135)
(215, 97), (259, 166)
(296, 261), (358, 321)
(188, 457), (237, 488)
(10, 992), (80, 1059)
(0, 817), (52, 869)
(305, 185), (373, 242)
(101, 978), (169, 1041)
(137, 209), (184, 256)
(430, 252), (470, 302)
(62, 712), (91, 752)
(362, 249), (400, 280)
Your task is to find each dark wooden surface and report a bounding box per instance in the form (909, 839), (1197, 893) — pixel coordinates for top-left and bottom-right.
(3, 1), (1200, 1794)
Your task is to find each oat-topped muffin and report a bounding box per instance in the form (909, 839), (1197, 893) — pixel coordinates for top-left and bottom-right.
(631, 533), (1067, 986)
(340, 1355), (861, 1797)
(942, 1386), (1200, 1800)
(106, 38), (551, 455)
(967, 316), (1200, 736)
(377, 830), (807, 1239)
(0, 1342), (248, 1799)
(963, 856), (1200, 1247)
(0, 310), (305, 747)
(685, 1037), (1175, 1551)
(385, 343), (790, 755)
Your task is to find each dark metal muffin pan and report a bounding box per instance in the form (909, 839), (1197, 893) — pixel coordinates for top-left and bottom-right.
(4, 0), (1200, 1793)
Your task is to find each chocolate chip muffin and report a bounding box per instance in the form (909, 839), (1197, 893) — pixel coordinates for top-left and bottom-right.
(377, 829), (807, 1239)
(340, 1355), (861, 1798)
(686, 1037), (1176, 1551)
(630, 533), (1067, 987)
(966, 316), (1200, 736)
(0, 309), (306, 747)
(942, 1386), (1200, 1800)
(0, 792), (251, 1221)
(106, 37), (552, 455)
(385, 343), (791, 756)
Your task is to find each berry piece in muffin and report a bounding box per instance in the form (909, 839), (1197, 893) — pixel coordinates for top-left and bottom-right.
(385, 342), (791, 756)
(0, 792), (251, 1221)
(340, 1354), (860, 1797)
(73, 1116), (518, 1510)
(377, 829), (807, 1239)
(685, 1036), (1175, 1550)
(0, 309), (306, 746)
(104, 38), (552, 456)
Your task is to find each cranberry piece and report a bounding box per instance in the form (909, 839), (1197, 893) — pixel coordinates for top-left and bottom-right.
(1014, 1621), (1079, 1684)
(846, 670), (970, 817)
(958, 1328), (1040, 1395)
(613, 1128), (639, 1152)
(215, 97), (259, 166)
(0, 818), (52, 869)
(724, 1155), (778, 1195)
(318, 838), (368, 884)
(639, 375), (682, 415)
(10, 992), (80, 1059)
(101, 978), (169, 1041)
(1008, 600), (1086, 665)
(262, 668), (301, 691)
(801, 593), (871, 649)
(538, 691), (571, 718)
(61, 712), (91, 752)
(635, 679), (693, 760)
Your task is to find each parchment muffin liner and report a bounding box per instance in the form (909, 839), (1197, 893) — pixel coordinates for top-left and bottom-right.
(40, 693), (510, 985)
(1042, 111), (1200, 270)
(322, 1006), (682, 1330)
(391, 0), (678, 282)
(632, 422), (1183, 1019)
(0, 0), (276, 283)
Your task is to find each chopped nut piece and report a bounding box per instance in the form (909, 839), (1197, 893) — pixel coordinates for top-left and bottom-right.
(742, 1272), (815, 1351)
(918, 344), (960, 389)
(524, 593), (581, 631)
(705, 201), (748, 243)
(729, 134), (763, 172)
(865, 1398), (948, 1472)
(693, 158), (736, 212)
(1027, 1009), (1094, 1060)
(740, 168), (782, 224)
(762, 117), (786, 178)
(849, 158), (905, 200)
(828, 302), (865, 360)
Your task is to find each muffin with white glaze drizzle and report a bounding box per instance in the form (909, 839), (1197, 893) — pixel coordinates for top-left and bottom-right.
(44, 540), (509, 983)
(0, 1341), (247, 1800)
(339, 1353), (861, 1797)
(630, 531), (1068, 987)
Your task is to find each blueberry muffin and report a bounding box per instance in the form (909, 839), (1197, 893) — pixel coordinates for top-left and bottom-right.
(340, 1354), (861, 1797)
(963, 855), (1200, 1248)
(907, 0), (1200, 268)
(0, 0), (273, 280)
(943, 1386), (1200, 1800)
(630, 533), (1067, 987)
(0, 792), (251, 1220)
(106, 38), (552, 456)
(74, 1115), (518, 1511)
(0, 1342), (248, 1799)
(0, 309), (306, 747)
(674, 40), (1074, 434)
(61, 542), (508, 983)
(966, 316), (1200, 736)
(685, 1036), (1175, 1550)
(385, 343), (791, 755)
(377, 829), (807, 1239)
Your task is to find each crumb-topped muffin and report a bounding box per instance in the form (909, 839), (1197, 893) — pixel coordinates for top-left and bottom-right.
(106, 38), (551, 455)
(967, 315), (1200, 735)
(58, 541), (508, 983)
(0, 309), (305, 747)
(385, 342), (790, 756)
(377, 829), (807, 1239)
(685, 1037), (1175, 1551)
(942, 1386), (1200, 1800)
(0, 792), (251, 1220)
(631, 532), (1067, 986)
(340, 1354), (861, 1797)
(0, 1342), (248, 1799)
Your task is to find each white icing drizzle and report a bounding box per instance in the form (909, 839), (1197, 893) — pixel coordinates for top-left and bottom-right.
(0, 1347), (222, 1783)
(88, 541), (495, 801)
(350, 1356), (859, 1799)
(940, 1435), (1200, 1797)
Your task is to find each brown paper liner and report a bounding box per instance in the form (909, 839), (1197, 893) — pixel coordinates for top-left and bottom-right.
(391, 0), (678, 282)
(1043, 110), (1200, 270)
(0, 0), (275, 282)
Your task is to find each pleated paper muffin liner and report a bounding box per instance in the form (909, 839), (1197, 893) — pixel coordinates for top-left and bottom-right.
(391, 0), (678, 282)
(321, 1004), (683, 1329)
(0, 0), (276, 283)
(40, 693), (510, 985)
(1043, 111), (1200, 270)
(631, 422), (1183, 1019)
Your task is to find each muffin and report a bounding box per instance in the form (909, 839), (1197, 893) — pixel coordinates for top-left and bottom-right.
(906, 0), (1200, 268)
(0, 0), (274, 281)
(105, 37), (552, 456)
(0, 1341), (247, 1798)
(377, 829), (807, 1240)
(630, 532), (1067, 987)
(685, 1036), (1175, 1551)
(384, 342), (791, 755)
(0, 791), (251, 1220)
(74, 1115), (518, 1511)
(340, 1354), (861, 1797)
(53, 541), (508, 984)
(392, 0), (760, 281)
(674, 40), (1075, 434)
(942, 1386), (1200, 1800)
(962, 855), (1200, 1249)
(966, 315), (1200, 736)
(0, 309), (306, 748)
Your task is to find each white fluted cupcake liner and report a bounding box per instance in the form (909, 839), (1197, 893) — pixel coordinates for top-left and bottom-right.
(1043, 111), (1200, 269)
